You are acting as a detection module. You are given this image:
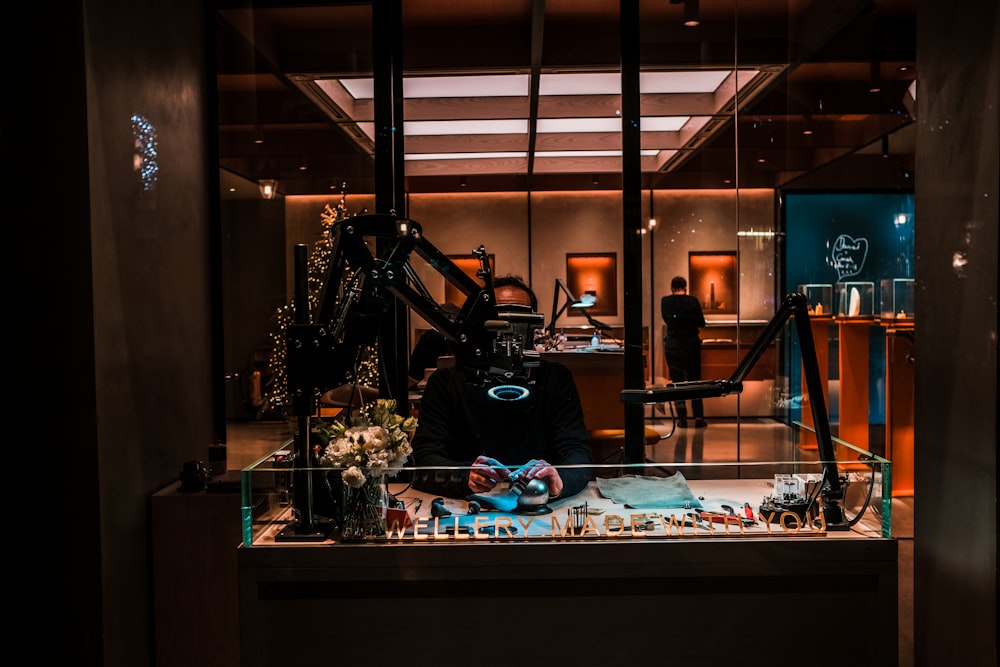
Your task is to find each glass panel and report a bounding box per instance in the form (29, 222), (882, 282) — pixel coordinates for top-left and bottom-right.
(639, 1), (747, 436)
(214, 2), (914, 530)
(216, 5), (377, 424)
(765, 1), (916, 462)
(241, 421), (891, 546)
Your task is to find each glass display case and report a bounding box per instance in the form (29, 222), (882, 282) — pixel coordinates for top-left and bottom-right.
(240, 425), (892, 547)
(836, 281), (875, 318)
(798, 283), (833, 316)
(880, 278), (915, 320)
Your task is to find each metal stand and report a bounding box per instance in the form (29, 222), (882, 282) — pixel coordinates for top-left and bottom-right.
(276, 244), (332, 541)
(621, 292), (848, 529)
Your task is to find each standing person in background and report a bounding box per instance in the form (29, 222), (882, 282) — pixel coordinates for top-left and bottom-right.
(660, 275), (708, 428)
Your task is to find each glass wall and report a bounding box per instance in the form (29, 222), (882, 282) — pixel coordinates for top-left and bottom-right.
(215, 0), (915, 457)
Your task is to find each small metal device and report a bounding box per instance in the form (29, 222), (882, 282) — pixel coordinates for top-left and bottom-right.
(507, 463), (552, 514)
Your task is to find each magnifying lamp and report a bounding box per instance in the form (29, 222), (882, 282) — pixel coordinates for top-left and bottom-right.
(547, 279), (612, 333)
(570, 292), (613, 331)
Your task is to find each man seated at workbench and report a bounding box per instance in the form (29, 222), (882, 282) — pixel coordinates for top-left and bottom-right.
(410, 274), (593, 502)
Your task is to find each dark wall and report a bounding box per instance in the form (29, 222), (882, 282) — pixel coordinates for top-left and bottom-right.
(9, 1), (996, 665)
(17, 1), (218, 665)
(914, 0), (999, 664)
(12, 2), (103, 663)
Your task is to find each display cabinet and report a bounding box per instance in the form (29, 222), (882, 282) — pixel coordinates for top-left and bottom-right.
(240, 440), (892, 547)
(237, 431), (896, 666)
(880, 278), (915, 320)
(798, 283), (833, 316)
(836, 281), (875, 318)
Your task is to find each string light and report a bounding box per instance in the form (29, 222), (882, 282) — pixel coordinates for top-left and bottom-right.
(263, 185), (378, 415)
(130, 114), (159, 191)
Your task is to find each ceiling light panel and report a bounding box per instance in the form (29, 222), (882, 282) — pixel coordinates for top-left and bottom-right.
(641, 116), (689, 131)
(342, 71), (734, 100)
(405, 119), (529, 135)
(405, 152), (528, 161)
(538, 70), (734, 96)
(339, 74), (531, 100)
(641, 71), (730, 93)
(540, 72), (622, 95)
(535, 150), (659, 158)
(537, 118), (621, 133)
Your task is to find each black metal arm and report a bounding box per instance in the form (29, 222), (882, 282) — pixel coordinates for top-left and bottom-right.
(281, 213), (538, 538)
(286, 214), (502, 416)
(621, 292), (848, 529)
(546, 278), (581, 335)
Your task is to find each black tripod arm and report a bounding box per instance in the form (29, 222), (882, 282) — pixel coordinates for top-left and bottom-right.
(621, 379), (741, 403)
(620, 292), (848, 529)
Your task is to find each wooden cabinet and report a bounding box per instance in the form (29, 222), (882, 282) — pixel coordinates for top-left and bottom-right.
(660, 321), (775, 381)
(153, 481), (242, 667)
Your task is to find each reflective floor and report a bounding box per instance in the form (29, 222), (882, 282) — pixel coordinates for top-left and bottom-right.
(225, 415), (913, 666)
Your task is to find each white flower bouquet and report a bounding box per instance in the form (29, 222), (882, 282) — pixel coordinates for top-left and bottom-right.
(316, 398), (417, 488)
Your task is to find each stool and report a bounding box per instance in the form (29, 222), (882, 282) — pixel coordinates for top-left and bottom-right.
(588, 427), (662, 465)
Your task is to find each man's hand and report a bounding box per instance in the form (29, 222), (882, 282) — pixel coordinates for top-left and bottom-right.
(468, 455), (510, 493)
(512, 458), (564, 498)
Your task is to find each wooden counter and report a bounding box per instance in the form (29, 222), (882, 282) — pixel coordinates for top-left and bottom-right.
(238, 527), (897, 666)
(659, 321), (774, 381)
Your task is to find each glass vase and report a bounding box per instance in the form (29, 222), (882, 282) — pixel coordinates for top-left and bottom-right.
(339, 474), (387, 542)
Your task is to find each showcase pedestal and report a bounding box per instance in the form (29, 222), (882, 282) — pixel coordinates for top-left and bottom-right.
(837, 319), (873, 453)
(883, 323), (915, 496)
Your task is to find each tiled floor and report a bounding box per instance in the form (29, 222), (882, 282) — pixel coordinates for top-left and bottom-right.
(225, 415), (913, 666)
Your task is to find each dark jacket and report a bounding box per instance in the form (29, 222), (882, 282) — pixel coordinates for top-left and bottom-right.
(661, 293), (706, 345)
(411, 360), (593, 499)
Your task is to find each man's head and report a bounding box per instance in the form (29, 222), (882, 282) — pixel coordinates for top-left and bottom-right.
(493, 274), (538, 311)
(671, 276), (687, 293)
(482, 275), (541, 396)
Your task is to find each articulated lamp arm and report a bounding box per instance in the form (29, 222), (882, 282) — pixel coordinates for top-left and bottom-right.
(620, 292), (847, 529)
(281, 213), (534, 538)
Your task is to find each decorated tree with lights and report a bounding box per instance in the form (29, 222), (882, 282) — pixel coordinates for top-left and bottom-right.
(261, 187), (378, 416)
